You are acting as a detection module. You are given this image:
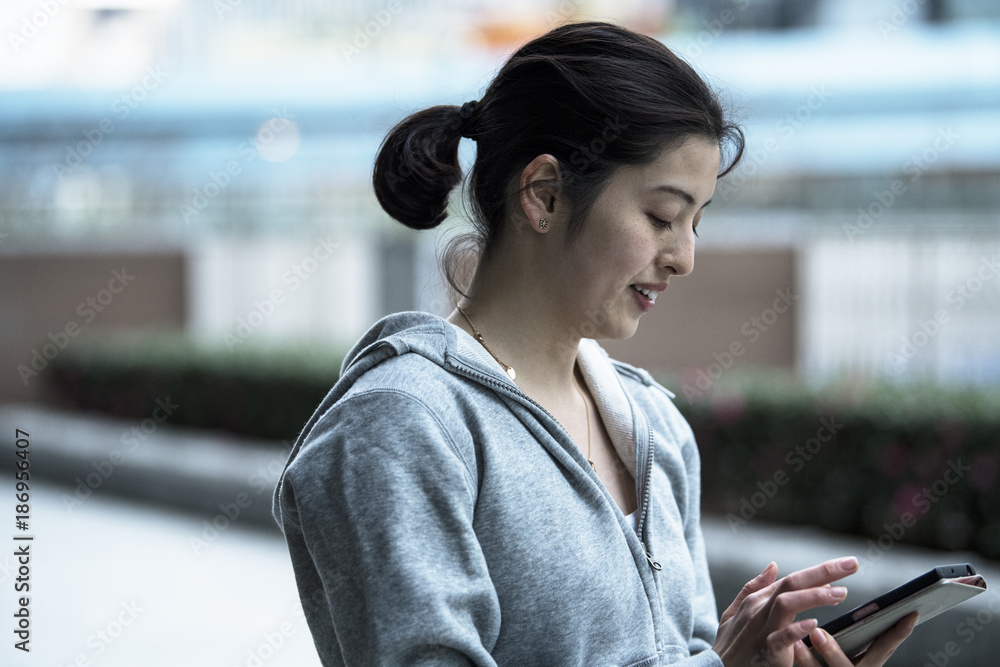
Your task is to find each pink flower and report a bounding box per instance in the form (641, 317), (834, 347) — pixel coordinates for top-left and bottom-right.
(710, 395), (747, 426)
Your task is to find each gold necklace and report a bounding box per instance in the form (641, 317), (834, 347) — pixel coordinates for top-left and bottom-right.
(456, 306), (594, 471)
(457, 306), (516, 381)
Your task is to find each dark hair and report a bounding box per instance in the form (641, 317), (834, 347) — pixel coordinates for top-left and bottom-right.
(372, 21), (744, 304)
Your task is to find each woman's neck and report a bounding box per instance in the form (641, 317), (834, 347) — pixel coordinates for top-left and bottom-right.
(445, 256), (584, 404)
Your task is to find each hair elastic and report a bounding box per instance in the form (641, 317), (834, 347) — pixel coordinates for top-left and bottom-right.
(459, 100), (479, 138)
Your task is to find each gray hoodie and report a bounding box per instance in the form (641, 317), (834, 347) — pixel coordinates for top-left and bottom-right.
(272, 311), (724, 666)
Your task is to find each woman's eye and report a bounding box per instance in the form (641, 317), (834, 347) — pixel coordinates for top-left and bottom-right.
(649, 214), (672, 230)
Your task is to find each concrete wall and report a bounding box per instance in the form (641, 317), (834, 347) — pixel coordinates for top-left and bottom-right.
(0, 251), (186, 403)
(601, 246), (798, 392)
(185, 236), (377, 351)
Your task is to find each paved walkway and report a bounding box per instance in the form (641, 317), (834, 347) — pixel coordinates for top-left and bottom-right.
(0, 475), (322, 667)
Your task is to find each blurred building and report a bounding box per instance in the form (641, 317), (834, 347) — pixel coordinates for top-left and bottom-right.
(1, 0), (999, 402)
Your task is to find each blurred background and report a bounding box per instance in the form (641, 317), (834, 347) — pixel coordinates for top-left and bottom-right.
(1, 0), (999, 665)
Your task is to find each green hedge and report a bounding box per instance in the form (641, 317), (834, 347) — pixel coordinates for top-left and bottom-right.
(42, 330), (346, 443)
(666, 371), (1000, 562)
(42, 333), (1000, 560)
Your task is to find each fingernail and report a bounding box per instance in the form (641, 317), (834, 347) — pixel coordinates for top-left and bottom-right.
(811, 628), (827, 647)
(839, 556), (858, 571)
(761, 561), (776, 575)
(830, 586), (848, 600)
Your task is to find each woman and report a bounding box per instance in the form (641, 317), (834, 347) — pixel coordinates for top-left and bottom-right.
(272, 21), (917, 666)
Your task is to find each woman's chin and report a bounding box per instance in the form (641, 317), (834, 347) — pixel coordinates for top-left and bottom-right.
(610, 320), (640, 341)
(585, 319), (639, 342)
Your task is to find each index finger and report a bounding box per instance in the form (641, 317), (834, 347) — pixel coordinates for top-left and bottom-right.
(775, 557), (859, 592)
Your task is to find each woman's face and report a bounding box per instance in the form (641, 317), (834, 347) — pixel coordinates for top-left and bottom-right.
(552, 135), (721, 341)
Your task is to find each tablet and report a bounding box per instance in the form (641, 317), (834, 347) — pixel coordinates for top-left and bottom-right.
(803, 563), (987, 659)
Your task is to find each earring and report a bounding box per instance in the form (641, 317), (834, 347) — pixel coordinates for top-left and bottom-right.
(539, 218), (549, 230)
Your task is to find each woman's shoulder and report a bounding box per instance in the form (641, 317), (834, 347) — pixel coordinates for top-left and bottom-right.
(324, 350), (486, 431)
(288, 354), (484, 486)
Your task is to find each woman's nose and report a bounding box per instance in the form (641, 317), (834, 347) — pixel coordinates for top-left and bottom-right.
(661, 228), (695, 277)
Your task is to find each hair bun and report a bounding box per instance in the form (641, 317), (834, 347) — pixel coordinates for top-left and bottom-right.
(372, 105), (465, 230)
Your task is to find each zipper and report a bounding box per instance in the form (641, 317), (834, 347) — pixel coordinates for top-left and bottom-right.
(454, 354), (669, 645)
(450, 356), (663, 571)
(635, 419), (661, 571)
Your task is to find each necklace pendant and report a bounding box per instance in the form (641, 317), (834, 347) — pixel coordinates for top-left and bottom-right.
(506, 367), (516, 381)
(588, 459), (596, 472)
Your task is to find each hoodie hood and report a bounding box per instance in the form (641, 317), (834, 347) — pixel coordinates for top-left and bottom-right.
(272, 310), (645, 529)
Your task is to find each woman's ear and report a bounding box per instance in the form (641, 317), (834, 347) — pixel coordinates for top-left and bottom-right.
(518, 154), (563, 233)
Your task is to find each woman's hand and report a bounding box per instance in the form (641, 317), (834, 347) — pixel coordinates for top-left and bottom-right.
(712, 557), (915, 667)
(792, 611), (918, 666)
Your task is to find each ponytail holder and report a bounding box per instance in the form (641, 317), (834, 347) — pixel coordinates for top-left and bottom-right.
(458, 100), (479, 139)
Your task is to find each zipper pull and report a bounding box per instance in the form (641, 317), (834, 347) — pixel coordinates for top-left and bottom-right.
(645, 546), (662, 571)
